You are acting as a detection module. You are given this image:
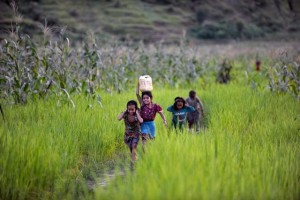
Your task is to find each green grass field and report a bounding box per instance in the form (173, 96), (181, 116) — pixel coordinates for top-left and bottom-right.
(95, 84), (299, 200)
(1, 2), (299, 199)
(1, 82), (299, 200)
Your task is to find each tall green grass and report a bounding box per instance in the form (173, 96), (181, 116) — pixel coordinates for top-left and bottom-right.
(1, 83), (299, 199)
(1, 4), (299, 199)
(0, 92), (138, 200)
(95, 84), (299, 200)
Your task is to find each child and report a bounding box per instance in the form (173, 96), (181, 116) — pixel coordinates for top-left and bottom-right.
(118, 100), (143, 161)
(185, 90), (205, 132)
(136, 83), (167, 145)
(167, 97), (195, 131)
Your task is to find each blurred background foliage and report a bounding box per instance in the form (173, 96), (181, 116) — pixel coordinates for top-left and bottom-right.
(0, 0), (299, 107)
(0, 0), (300, 44)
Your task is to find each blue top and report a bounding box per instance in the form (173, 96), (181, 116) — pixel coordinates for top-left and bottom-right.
(167, 105), (195, 125)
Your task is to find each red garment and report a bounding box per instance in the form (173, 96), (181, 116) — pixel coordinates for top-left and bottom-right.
(140, 103), (162, 121)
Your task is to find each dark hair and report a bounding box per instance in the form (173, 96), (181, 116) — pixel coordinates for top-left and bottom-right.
(189, 90), (196, 98)
(173, 97), (185, 110)
(127, 100), (139, 110)
(142, 91), (153, 99)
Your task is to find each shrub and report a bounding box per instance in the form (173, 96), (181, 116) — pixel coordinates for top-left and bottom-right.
(267, 62), (300, 99)
(191, 20), (240, 40)
(242, 23), (265, 39)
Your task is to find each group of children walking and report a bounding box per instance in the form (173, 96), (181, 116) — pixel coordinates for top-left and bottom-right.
(118, 83), (205, 161)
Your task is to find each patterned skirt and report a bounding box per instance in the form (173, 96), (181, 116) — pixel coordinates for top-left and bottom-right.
(124, 132), (140, 148)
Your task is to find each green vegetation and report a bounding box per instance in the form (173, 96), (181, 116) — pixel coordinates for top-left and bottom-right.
(0, 2), (299, 199)
(2, 22), (299, 105)
(96, 85), (299, 200)
(1, 83), (299, 200)
(1, 0), (300, 42)
(0, 92), (132, 199)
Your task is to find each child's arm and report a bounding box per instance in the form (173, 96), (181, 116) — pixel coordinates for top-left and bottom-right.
(196, 97), (205, 115)
(136, 83), (142, 105)
(185, 98), (190, 106)
(186, 105), (195, 112)
(158, 111), (167, 126)
(136, 110), (143, 123)
(118, 111), (126, 121)
(166, 105), (173, 112)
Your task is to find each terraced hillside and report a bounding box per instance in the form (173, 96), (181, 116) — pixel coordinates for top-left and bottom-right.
(0, 0), (300, 43)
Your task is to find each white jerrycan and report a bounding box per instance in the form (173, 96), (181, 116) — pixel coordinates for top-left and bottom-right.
(139, 75), (153, 92)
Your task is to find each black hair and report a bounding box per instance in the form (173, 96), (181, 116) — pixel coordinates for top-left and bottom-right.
(142, 91), (153, 99)
(173, 97), (186, 110)
(189, 90), (196, 98)
(127, 100), (139, 110)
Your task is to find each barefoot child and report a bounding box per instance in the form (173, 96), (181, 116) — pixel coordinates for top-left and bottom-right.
(136, 83), (167, 145)
(167, 97), (195, 132)
(118, 100), (143, 161)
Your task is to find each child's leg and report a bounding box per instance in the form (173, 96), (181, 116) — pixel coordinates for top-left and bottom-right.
(127, 137), (134, 159)
(196, 119), (200, 132)
(196, 113), (203, 132)
(187, 120), (193, 130)
(148, 121), (156, 139)
(179, 122), (184, 132)
(124, 134), (132, 153)
(131, 141), (138, 161)
(141, 122), (154, 152)
(187, 113), (193, 131)
(173, 122), (177, 129)
(141, 133), (148, 153)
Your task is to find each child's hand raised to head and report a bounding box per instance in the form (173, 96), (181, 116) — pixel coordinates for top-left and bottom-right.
(136, 109), (143, 123)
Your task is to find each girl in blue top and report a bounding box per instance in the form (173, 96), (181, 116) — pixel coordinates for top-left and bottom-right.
(167, 97), (195, 131)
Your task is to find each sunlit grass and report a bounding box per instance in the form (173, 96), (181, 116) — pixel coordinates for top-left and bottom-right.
(95, 84), (299, 200)
(0, 93), (132, 199)
(0, 17), (299, 198)
(1, 83), (299, 199)
(1, 2), (299, 199)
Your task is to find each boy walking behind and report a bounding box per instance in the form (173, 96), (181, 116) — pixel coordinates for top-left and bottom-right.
(186, 90), (205, 132)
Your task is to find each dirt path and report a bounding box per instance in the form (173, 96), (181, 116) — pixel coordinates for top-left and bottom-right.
(86, 155), (134, 190)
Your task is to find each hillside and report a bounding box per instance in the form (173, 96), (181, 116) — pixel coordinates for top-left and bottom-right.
(0, 0), (300, 43)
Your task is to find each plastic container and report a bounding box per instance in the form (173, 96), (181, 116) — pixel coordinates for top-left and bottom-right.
(139, 75), (153, 92)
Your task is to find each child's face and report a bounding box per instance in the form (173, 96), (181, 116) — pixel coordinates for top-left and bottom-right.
(127, 105), (136, 115)
(142, 95), (151, 105)
(190, 93), (196, 98)
(176, 101), (184, 109)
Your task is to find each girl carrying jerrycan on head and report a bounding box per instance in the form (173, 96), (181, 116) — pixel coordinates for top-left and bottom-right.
(118, 100), (143, 161)
(136, 75), (167, 147)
